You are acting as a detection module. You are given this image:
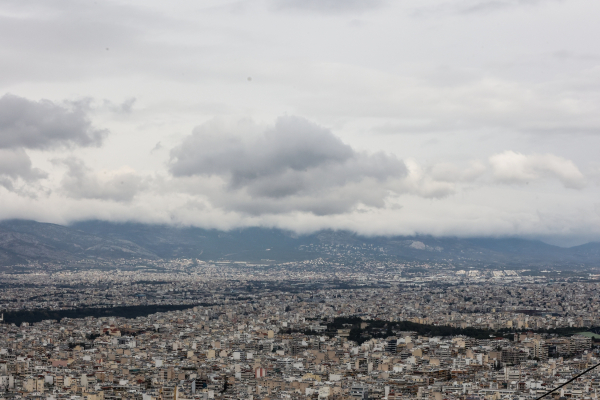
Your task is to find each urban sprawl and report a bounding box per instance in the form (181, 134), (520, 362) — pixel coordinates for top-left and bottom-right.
(1, 258), (600, 400)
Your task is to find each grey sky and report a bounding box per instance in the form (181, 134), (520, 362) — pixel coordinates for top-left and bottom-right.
(0, 0), (599, 245)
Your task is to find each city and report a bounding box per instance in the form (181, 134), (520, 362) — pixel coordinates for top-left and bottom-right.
(1, 0), (599, 399)
(1, 259), (600, 400)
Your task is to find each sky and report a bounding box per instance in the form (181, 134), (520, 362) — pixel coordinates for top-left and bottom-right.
(1, 0), (600, 246)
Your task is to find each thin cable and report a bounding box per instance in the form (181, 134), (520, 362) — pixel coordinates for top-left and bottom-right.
(535, 360), (600, 400)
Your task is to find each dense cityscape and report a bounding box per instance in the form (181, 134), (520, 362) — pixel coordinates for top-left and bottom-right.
(1, 259), (600, 400)
(1, 0), (598, 399)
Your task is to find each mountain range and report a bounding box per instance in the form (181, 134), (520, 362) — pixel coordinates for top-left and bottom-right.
(0, 219), (599, 269)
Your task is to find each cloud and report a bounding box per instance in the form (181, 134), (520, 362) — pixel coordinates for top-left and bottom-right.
(0, 148), (47, 193)
(456, 0), (551, 13)
(0, 149), (46, 181)
(103, 98), (136, 114)
(270, 0), (385, 14)
(401, 160), (457, 199)
(489, 151), (586, 189)
(151, 141), (163, 153)
(58, 158), (144, 202)
(413, 0), (559, 16)
(0, 93), (110, 197)
(169, 116), (407, 215)
(0, 94), (107, 150)
(412, 152), (585, 191)
(429, 161), (487, 183)
(261, 60), (600, 138)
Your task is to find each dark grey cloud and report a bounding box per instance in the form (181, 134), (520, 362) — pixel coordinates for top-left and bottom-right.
(170, 116), (354, 185)
(0, 149), (47, 192)
(169, 116), (407, 215)
(0, 149), (46, 181)
(0, 94), (106, 150)
(270, 0), (385, 14)
(58, 158), (143, 202)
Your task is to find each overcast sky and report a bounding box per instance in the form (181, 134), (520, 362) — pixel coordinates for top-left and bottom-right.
(1, 0), (599, 245)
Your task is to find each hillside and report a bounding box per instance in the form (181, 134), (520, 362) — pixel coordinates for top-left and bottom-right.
(0, 219), (597, 268)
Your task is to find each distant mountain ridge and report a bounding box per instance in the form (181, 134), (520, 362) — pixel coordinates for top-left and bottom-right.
(0, 220), (158, 266)
(0, 219), (598, 268)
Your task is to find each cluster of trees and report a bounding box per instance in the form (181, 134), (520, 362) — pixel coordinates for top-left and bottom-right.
(336, 318), (501, 344)
(1, 303), (212, 325)
(301, 316), (593, 345)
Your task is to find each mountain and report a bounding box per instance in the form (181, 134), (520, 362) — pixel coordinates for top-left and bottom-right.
(70, 220), (313, 261)
(0, 219), (598, 268)
(0, 220), (158, 265)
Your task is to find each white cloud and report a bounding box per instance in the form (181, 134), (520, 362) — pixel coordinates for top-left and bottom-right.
(269, 0), (385, 14)
(429, 161), (487, 183)
(401, 160), (456, 199)
(489, 151), (586, 189)
(413, 0), (561, 16)
(57, 158), (145, 202)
